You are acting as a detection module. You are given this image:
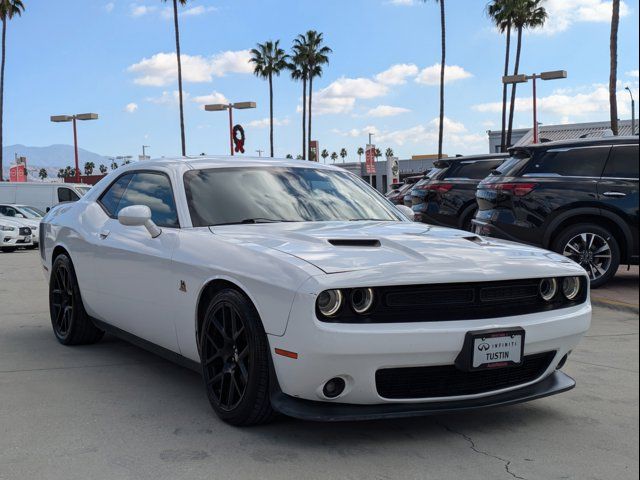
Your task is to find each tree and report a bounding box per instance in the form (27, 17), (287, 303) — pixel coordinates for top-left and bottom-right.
(250, 40), (288, 157)
(290, 37), (309, 159)
(162, 0), (189, 156)
(506, 0), (547, 147)
(99, 164), (107, 174)
(487, 0), (515, 152)
(321, 149), (329, 163)
(329, 151), (337, 163)
(357, 147), (364, 162)
(610, 0), (620, 135)
(38, 168), (47, 180)
(339, 148), (347, 163)
(110, 159), (118, 170)
(374, 148), (382, 160)
(298, 31), (331, 160)
(385, 147), (394, 159)
(84, 161), (95, 175)
(422, 0), (446, 159)
(285, 153), (293, 159)
(57, 168), (64, 179)
(295, 154), (303, 160)
(0, 0), (24, 181)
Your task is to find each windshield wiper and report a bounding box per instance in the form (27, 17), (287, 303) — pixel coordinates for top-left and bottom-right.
(212, 218), (297, 226)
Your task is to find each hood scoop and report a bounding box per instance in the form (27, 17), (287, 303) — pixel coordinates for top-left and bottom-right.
(328, 239), (381, 248)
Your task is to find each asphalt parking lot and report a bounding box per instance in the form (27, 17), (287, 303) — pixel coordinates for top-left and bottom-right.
(1, 250), (638, 480)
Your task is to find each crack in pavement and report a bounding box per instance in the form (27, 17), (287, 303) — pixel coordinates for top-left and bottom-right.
(437, 421), (526, 480)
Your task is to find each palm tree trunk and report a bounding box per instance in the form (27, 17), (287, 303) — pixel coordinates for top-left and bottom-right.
(506, 26), (522, 148)
(269, 72), (274, 157)
(302, 78), (307, 160)
(437, 0), (446, 160)
(172, 0), (186, 156)
(500, 22), (511, 153)
(308, 75), (314, 161)
(609, 0), (620, 135)
(0, 17), (6, 181)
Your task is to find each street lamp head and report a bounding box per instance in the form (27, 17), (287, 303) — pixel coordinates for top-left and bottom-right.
(76, 113), (99, 121)
(540, 70), (567, 81)
(50, 115), (73, 123)
(204, 104), (229, 111)
(502, 74), (528, 84)
(232, 101), (257, 110)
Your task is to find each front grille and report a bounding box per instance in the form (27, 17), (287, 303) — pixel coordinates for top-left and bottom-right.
(18, 227), (31, 236)
(318, 278), (587, 323)
(376, 351), (555, 399)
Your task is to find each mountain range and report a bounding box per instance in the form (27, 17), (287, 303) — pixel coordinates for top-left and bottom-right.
(2, 144), (111, 178)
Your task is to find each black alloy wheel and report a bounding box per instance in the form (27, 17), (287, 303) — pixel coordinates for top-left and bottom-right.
(51, 261), (74, 339)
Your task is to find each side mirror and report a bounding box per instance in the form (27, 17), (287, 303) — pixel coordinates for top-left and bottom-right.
(396, 204), (415, 221)
(118, 205), (162, 238)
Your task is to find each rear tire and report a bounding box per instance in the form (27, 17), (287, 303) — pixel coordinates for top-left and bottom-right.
(200, 289), (274, 426)
(552, 223), (620, 288)
(49, 254), (104, 345)
(1, 247), (17, 253)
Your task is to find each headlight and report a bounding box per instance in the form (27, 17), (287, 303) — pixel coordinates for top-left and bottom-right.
(350, 288), (375, 314)
(539, 278), (558, 301)
(562, 276), (581, 300)
(0, 225), (15, 231)
(317, 289), (343, 317)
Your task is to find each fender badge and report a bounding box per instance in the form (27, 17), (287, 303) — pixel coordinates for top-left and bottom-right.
(179, 280), (187, 292)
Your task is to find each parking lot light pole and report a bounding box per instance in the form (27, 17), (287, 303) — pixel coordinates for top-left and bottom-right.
(625, 87), (636, 135)
(503, 70), (567, 144)
(204, 102), (256, 156)
(50, 113), (99, 182)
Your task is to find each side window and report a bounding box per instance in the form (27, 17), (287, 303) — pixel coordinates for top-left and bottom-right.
(523, 146), (610, 177)
(603, 145), (639, 179)
(445, 160), (504, 180)
(58, 187), (80, 202)
(114, 172), (179, 228)
(99, 174), (134, 216)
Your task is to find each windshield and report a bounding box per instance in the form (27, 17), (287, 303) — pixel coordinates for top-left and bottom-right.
(184, 167), (403, 227)
(18, 206), (45, 218)
(490, 155), (528, 176)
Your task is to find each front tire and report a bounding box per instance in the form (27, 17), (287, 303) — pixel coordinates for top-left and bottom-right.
(49, 254), (104, 345)
(1, 247), (17, 253)
(200, 289), (274, 426)
(553, 223), (620, 288)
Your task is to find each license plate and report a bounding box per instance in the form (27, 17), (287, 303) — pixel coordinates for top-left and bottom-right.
(455, 328), (525, 371)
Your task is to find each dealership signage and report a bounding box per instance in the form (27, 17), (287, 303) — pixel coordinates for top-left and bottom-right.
(365, 144), (376, 174)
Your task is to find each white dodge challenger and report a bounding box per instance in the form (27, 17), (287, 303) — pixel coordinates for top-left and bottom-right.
(40, 157), (591, 425)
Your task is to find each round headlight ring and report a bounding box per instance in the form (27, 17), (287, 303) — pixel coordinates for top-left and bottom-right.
(562, 276), (581, 300)
(317, 289), (343, 317)
(539, 278), (558, 301)
(350, 288), (375, 314)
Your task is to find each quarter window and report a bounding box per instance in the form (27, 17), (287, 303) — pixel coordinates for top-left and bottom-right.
(523, 146), (610, 177)
(58, 187), (80, 202)
(602, 145), (639, 179)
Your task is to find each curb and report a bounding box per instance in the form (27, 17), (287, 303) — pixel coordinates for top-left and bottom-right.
(591, 297), (639, 315)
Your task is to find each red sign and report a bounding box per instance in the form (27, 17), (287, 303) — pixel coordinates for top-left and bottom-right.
(365, 144), (376, 174)
(9, 165), (27, 182)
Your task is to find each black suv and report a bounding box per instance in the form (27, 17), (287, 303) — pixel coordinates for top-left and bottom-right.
(410, 154), (507, 231)
(474, 137), (639, 287)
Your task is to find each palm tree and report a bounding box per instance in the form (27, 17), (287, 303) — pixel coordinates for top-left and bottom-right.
(330, 151), (338, 163)
(487, 0), (515, 152)
(422, 0), (446, 159)
(374, 148), (382, 161)
(298, 31), (331, 160)
(99, 164), (107, 174)
(38, 168), (47, 180)
(84, 161), (95, 175)
(385, 147), (394, 159)
(110, 159), (118, 170)
(339, 148), (347, 163)
(290, 38), (309, 159)
(57, 168), (64, 179)
(357, 147), (364, 163)
(285, 153), (293, 159)
(321, 149), (329, 163)
(250, 40), (288, 157)
(610, 0), (620, 135)
(506, 0), (547, 147)
(0, 0), (24, 181)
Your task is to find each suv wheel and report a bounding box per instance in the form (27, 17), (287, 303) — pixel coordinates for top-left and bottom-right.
(553, 223), (620, 288)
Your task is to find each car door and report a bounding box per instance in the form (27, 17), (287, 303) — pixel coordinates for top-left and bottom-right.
(597, 144), (640, 261)
(90, 170), (182, 351)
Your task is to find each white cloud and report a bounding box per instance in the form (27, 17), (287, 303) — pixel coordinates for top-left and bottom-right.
(146, 90), (190, 106)
(246, 118), (290, 128)
(375, 64), (419, 85)
(128, 50), (252, 86)
(104, 2), (115, 13)
(130, 4), (157, 17)
(367, 105), (411, 117)
(320, 77), (389, 99)
(310, 96), (357, 115)
(415, 64), (473, 85)
(192, 91), (228, 106)
(183, 5), (217, 17)
(125, 102), (139, 113)
(627, 70), (639, 79)
(482, 120), (496, 128)
(388, 0), (417, 5)
(539, 0), (630, 34)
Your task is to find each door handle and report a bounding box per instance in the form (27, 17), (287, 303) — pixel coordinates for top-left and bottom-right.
(602, 191), (627, 198)
(99, 230), (110, 239)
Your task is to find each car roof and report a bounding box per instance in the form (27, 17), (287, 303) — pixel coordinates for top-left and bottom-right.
(433, 153), (508, 168)
(133, 156), (344, 172)
(510, 135), (638, 154)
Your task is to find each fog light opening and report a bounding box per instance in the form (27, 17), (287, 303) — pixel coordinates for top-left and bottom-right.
(351, 288), (375, 314)
(322, 377), (346, 398)
(556, 353), (569, 370)
(562, 276), (581, 300)
(539, 278), (558, 301)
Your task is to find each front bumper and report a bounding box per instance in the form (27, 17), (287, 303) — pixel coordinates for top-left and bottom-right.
(271, 370), (575, 421)
(2, 234), (33, 247)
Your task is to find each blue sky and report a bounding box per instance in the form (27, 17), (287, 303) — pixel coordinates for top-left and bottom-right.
(5, 0), (640, 161)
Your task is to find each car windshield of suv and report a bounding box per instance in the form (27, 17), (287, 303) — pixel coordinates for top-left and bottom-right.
(489, 155), (527, 176)
(18, 206), (45, 218)
(184, 167), (403, 226)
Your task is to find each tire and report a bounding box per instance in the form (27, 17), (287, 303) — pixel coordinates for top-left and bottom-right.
(1, 247), (17, 253)
(49, 253), (104, 345)
(200, 289), (274, 426)
(460, 209), (477, 233)
(552, 223), (620, 289)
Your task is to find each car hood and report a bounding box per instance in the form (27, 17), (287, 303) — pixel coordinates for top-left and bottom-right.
(210, 221), (580, 277)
